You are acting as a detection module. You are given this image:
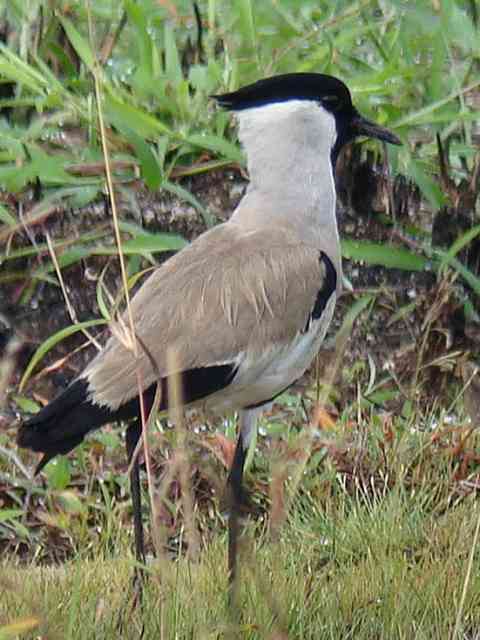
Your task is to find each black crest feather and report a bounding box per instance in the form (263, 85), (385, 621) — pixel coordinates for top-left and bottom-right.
(212, 73), (353, 112)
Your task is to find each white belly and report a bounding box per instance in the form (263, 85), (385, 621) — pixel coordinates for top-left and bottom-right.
(205, 294), (336, 411)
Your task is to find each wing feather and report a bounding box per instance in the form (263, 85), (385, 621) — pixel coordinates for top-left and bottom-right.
(84, 223), (335, 410)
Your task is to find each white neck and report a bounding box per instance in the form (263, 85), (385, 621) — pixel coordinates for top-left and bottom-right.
(230, 100), (340, 254)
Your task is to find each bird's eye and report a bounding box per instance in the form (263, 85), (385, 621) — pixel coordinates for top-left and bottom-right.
(321, 95), (341, 110)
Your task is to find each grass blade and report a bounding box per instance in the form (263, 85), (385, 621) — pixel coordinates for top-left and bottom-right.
(19, 319), (106, 390)
(342, 239), (429, 271)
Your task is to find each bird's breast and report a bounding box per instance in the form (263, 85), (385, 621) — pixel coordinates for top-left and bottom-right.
(204, 294), (336, 412)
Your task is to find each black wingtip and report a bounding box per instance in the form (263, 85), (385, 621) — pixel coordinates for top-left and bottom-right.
(17, 365), (240, 472)
(16, 379), (102, 461)
(34, 453), (55, 476)
(16, 421), (38, 449)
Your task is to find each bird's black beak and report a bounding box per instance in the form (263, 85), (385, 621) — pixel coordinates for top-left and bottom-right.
(352, 114), (402, 146)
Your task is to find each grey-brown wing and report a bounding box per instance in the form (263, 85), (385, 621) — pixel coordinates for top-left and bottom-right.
(83, 223), (335, 410)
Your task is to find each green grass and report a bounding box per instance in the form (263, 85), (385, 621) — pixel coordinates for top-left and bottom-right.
(3, 384), (480, 637)
(0, 0), (477, 207)
(1, 0), (479, 316)
(2, 487), (480, 639)
(1, 0), (479, 308)
(1, 1), (480, 638)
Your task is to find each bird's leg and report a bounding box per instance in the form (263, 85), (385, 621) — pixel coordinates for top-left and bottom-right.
(227, 430), (246, 589)
(125, 421), (145, 600)
(227, 408), (259, 595)
(115, 422), (146, 638)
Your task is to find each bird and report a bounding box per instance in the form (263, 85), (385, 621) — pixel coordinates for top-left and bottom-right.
(17, 72), (401, 589)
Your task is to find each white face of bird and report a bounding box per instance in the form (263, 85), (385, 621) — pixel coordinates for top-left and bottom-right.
(237, 99), (337, 165)
(234, 99), (339, 214)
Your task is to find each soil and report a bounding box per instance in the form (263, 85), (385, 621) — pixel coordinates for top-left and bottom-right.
(1, 142), (479, 417)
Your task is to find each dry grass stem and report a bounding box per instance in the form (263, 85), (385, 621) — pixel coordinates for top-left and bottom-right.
(0, 338), (19, 408)
(280, 314), (353, 525)
(85, 1), (137, 360)
(452, 504), (480, 638)
(86, 0), (163, 570)
(45, 231), (102, 351)
(166, 348), (199, 561)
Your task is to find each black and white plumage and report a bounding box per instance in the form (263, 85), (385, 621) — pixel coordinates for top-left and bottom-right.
(17, 73), (401, 585)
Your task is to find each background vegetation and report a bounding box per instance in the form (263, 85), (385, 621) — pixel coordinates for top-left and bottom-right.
(1, 0), (480, 637)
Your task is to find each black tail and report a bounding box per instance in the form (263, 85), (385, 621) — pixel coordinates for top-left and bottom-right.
(16, 378), (142, 475)
(17, 363), (238, 474)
